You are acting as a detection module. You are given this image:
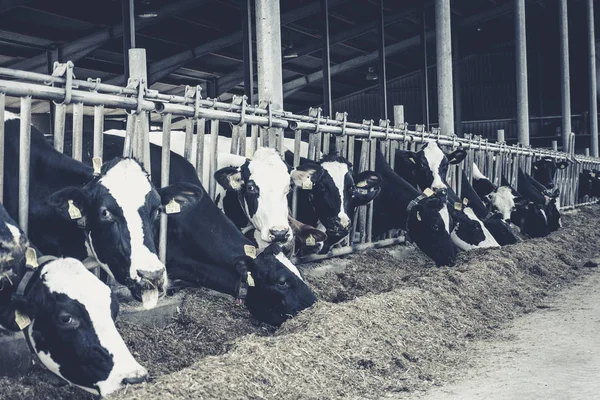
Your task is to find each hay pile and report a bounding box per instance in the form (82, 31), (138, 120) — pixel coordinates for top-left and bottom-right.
(1, 206), (599, 400)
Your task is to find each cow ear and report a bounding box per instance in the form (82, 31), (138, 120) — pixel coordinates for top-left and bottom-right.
(355, 171), (382, 189)
(159, 182), (204, 213)
(214, 166), (243, 191)
(296, 227), (327, 246)
(290, 163), (323, 189)
(447, 149), (467, 164)
(48, 186), (89, 222)
(397, 150), (418, 166)
(557, 161), (569, 170)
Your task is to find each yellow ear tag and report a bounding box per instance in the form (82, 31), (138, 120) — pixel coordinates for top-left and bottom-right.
(423, 188), (434, 197)
(165, 199), (181, 214)
(591, 173), (596, 178)
(356, 181), (368, 188)
(244, 244), (256, 259)
(302, 179), (313, 190)
(463, 198), (469, 206)
(559, 164), (566, 169)
(246, 271), (255, 287)
(454, 202), (463, 211)
(14, 310), (31, 330)
(229, 176), (241, 190)
(67, 200), (82, 220)
(305, 234), (316, 246)
(416, 211), (422, 221)
(25, 247), (38, 269)
(92, 157), (102, 176)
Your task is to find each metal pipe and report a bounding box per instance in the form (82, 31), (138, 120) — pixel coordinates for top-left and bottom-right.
(291, 129), (302, 219)
(452, 22), (462, 137)
(195, 118), (205, 182)
(421, 4), (430, 130)
(123, 113), (135, 157)
(93, 105), (104, 162)
(378, 0), (388, 121)
(293, 236), (406, 264)
(242, 0), (255, 104)
(159, 113), (172, 265)
(435, 0), (455, 135)
(121, 0), (135, 82)
(184, 118), (194, 162)
(587, 0), (598, 157)
(367, 137), (376, 242)
(255, 0), (284, 148)
(208, 119), (219, 200)
(230, 125), (240, 155)
(72, 102), (84, 162)
(321, 0), (333, 118)
(249, 124), (259, 158)
(0, 94), (4, 203)
(19, 96), (31, 235)
(53, 103), (66, 153)
(515, 0), (530, 145)
(559, 0), (571, 152)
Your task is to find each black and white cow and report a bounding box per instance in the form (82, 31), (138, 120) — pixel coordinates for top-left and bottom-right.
(532, 156), (569, 189)
(394, 142), (500, 250)
(471, 163), (517, 222)
(579, 169), (600, 200)
(2, 117), (196, 309)
(287, 153), (382, 249)
(517, 168), (561, 232)
(0, 203), (147, 396)
(79, 134), (317, 326)
(372, 148), (456, 266)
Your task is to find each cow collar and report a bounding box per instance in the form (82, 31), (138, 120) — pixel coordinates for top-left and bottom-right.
(406, 188), (435, 212)
(15, 249), (51, 299)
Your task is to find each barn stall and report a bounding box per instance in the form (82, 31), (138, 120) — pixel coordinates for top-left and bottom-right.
(0, 0), (598, 399)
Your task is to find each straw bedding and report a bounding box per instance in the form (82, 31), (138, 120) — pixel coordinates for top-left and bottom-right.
(1, 205), (599, 399)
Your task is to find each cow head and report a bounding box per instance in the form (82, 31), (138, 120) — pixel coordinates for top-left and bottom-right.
(244, 244), (316, 326)
(48, 158), (173, 310)
(449, 205), (499, 250)
(9, 257), (147, 396)
(488, 186), (517, 221)
(482, 213), (520, 246)
(532, 157), (569, 189)
(406, 191), (456, 267)
(288, 216), (327, 256)
(511, 201), (550, 238)
(291, 155), (382, 244)
(398, 142), (467, 191)
(579, 169), (600, 198)
(215, 148), (293, 248)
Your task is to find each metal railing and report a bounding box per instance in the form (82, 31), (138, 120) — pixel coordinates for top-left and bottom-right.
(0, 57), (599, 266)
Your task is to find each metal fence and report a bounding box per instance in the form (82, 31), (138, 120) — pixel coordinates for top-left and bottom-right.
(1, 55), (599, 267)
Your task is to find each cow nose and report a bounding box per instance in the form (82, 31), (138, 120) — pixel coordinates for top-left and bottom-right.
(269, 227), (290, 242)
(547, 183), (555, 189)
(434, 188), (447, 196)
(137, 269), (164, 283)
(122, 372), (149, 385)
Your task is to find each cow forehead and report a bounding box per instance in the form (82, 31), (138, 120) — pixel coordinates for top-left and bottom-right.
(422, 142), (445, 168)
(274, 252), (304, 281)
(42, 258), (112, 303)
(99, 160), (153, 210)
(321, 161), (350, 191)
(247, 149), (289, 189)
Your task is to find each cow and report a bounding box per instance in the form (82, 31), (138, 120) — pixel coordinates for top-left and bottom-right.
(532, 156), (569, 189)
(71, 133), (317, 326)
(579, 169), (600, 200)
(0, 203), (148, 396)
(394, 142), (500, 250)
(372, 148), (456, 266)
(0, 119), (199, 310)
(471, 163), (517, 222)
(517, 168), (561, 232)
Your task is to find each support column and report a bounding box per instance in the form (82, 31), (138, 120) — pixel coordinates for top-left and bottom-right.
(128, 49), (150, 172)
(242, 0), (255, 105)
(559, 0), (571, 152)
(435, 0), (454, 135)
(122, 0), (135, 82)
(452, 22), (462, 137)
(421, 3), (430, 130)
(515, 0), (530, 145)
(378, 0), (388, 121)
(321, 0), (332, 117)
(587, 0), (598, 157)
(255, 0), (284, 149)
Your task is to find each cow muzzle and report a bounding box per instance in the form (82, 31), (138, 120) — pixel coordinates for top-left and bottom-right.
(266, 226), (292, 243)
(131, 268), (167, 310)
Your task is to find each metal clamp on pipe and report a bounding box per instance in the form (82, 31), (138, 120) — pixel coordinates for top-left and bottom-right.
(86, 77), (101, 92)
(52, 61), (75, 105)
(379, 119), (390, 140)
(231, 95), (247, 126)
(309, 107), (322, 134)
(360, 119), (374, 141)
(402, 122), (410, 143)
(126, 77), (146, 115)
(432, 127), (441, 143)
(334, 111), (348, 137)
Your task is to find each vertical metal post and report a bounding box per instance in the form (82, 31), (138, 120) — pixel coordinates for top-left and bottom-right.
(392, 105), (404, 170)
(46, 47), (59, 137)
(72, 102), (84, 162)
(93, 105), (104, 162)
(195, 118), (206, 182)
(367, 137), (376, 242)
(452, 22), (462, 137)
(159, 113), (172, 265)
(421, 4), (430, 130)
(291, 129), (302, 218)
(378, 0), (388, 122)
(255, 0), (284, 149)
(559, 0), (571, 152)
(209, 119), (220, 200)
(435, 0), (455, 135)
(0, 94), (4, 203)
(321, 0), (333, 116)
(128, 48), (151, 172)
(122, 0), (135, 82)
(53, 103), (66, 153)
(242, 0), (256, 150)
(184, 118), (194, 162)
(19, 96), (32, 235)
(552, 140), (558, 151)
(587, 0), (598, 157)
(515, 0), (530, 146)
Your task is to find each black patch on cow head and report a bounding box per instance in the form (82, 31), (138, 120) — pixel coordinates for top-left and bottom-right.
(245, 244), (316, 326)
(483, 213), (519, 246)
(449, 207), (486, 246)
(532, 157), (569, 189)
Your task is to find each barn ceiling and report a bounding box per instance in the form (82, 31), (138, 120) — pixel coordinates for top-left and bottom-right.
(0, 0), (593, 116)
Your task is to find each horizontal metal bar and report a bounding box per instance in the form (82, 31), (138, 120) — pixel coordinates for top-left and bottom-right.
(292, 236), (406, 264)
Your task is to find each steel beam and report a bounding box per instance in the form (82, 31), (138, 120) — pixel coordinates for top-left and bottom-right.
(559, 0), (571, 152)
(435, 0), (455, 136)
(515, 0), (530, 145)
(10, 0), (207, 73)
(378, 0), (387, 121)
(587, 0), (598, 157)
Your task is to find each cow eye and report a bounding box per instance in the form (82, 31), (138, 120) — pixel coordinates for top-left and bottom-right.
(57, 312), (79, 329)
(100, 208), (112, 221)
(246, 184), (258, 194)
(277, 277), (289, 288)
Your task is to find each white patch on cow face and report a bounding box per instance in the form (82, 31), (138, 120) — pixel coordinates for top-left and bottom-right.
(555, 198), (562, 227)
(97, 160), (167, 301)
(320, 161), (351, 228)
(471, 163), (487, 180)
(440, 205), (451, 234)
(32, 258), (147, 397)
(422, 142), (448, 190)
(274, 252), (304, 282)
(489, 186), (516, 221)
(245, 148), (292, 246)
(451, 208), (499, 250)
